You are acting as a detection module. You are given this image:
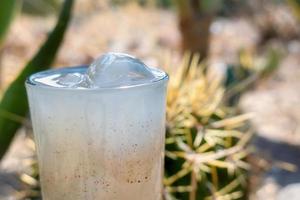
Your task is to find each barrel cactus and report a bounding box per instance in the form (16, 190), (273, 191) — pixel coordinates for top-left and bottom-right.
(163, 54), (252, 200)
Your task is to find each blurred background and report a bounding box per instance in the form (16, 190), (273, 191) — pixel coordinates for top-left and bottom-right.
(0, 0), (300, 199)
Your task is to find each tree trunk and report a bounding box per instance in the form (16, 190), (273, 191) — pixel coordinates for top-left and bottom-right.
(178, 0), (214, 59)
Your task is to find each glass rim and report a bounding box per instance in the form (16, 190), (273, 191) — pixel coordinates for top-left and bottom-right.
(25, 65), (169, 91)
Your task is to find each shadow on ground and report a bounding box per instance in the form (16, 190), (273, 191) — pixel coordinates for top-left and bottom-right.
(0, 171), (23, 198)
(253, 135), (300, 187)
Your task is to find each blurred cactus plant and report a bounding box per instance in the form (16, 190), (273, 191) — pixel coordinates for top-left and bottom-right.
(164, 54), (252, 200)
(22, 0), (62, 15)
(0, 0), (74, 160)
(0, 0), (20, 87)
(287, 0), (300, 21)
(0, 0), (19, 47)
(225, 48), (281, 105)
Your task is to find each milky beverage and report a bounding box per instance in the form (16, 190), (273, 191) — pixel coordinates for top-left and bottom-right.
(26, 53), (168, 200)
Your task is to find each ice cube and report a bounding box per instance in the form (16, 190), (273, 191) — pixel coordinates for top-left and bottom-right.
(57, 73), (85, 88)
(85, 52), (156, 88)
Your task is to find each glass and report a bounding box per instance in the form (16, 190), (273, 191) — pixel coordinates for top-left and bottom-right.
(26, 66), (168, 200)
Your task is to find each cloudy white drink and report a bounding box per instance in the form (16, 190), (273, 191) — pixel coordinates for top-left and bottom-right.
(26, 53), (168, 200)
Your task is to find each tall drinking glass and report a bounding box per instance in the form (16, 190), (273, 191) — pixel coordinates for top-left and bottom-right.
(26, 65), (168, 200)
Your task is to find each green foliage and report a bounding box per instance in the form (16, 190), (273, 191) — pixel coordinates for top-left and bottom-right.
(0, 0), (74, 160)
(224, 48), (281, 106)
(156, 0), (174, 8)
(110, 0), (174, 8)
(287, 0), (300, 21)
(200, 0), (223, 13)
(0, 0), (19, 47)
(175, 0), (230, 17)
(22, 0), (62, 16)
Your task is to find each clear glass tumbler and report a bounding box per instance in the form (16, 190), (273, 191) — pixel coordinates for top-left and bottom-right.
(26, 66), (168, 200)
